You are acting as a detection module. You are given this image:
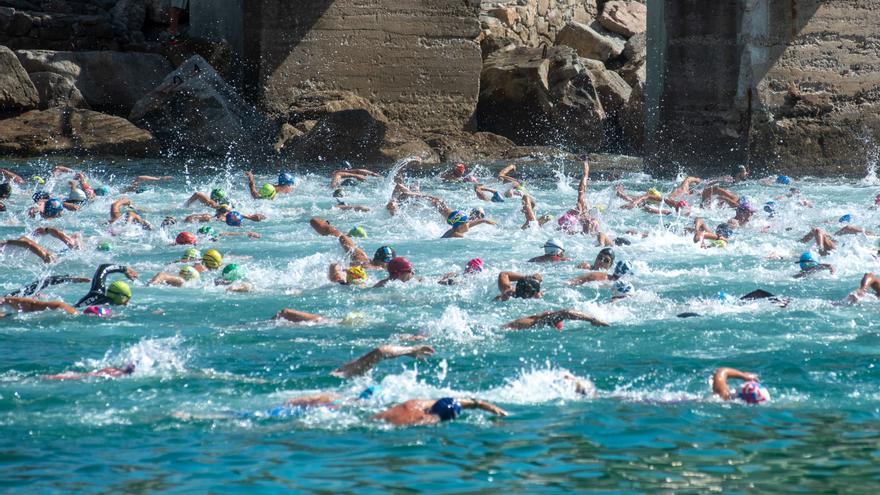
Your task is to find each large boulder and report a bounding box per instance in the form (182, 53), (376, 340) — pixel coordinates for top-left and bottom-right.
(130, 55), (273, 157)
(29, 71), (90, 109)
(422, 130), (518, 163)
(15, 49), (172, 115)
(0, 107), (156, 156)
(0, 45), (38, 114)
(598, 1), (647, 38)
(623, 31), (646, 64)
(555, 21), (626, 62)
(477, 45), (606, 150)
(582, 59), (632, 117)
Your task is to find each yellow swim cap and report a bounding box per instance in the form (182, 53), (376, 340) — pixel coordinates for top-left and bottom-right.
(346, 266), (367, 285)
(711, 239), (727, 248)
(259, 183), (276, 200)
(179, 266), (200, 281)
(647, 188), (661, 199)
(202, 249), (222, 269)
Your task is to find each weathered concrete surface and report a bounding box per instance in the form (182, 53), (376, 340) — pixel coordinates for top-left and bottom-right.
(244, 0), (482, 132)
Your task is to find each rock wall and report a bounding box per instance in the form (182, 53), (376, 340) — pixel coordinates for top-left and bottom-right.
(479, 0), (598, 49)
(244, 0), (483, 133)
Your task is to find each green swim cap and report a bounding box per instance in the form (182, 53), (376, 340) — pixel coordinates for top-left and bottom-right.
(259, 183), (276, 200)
(348, 226), (367, 238)
(183, 247), (200, 260)
(32, 175), (45, 184)
(98, 241), (112, 252)
(197, 225), (216, 236)
(210, 188), (227, 202)
(106, 281), (131, 305)
(179, 266), (200, 281)
(221, 263), (244, 282)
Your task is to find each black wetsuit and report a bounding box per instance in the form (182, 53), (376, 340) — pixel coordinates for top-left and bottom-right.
(5, 275), (83, 297)
(74, 264), (129, 307)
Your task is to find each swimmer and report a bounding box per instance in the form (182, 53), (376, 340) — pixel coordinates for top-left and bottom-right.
(125, 175), (172, 193)
(372, 397), (508, 426)
(328, 264), (368, 286)
(185, 188), (228, 209)
(440, 162), (467, 180)
(33, 227), (80, 249)
(0, 296), (77, 315)
(331, 344), (435, 378)
(568, 260), (632, 285)
(438, 258), (484, 285)
(528, 238), (571, 263)
(441, 210), (496, 239)
(0, 236), (55, 263)
(577, 247), (615, 270)
(834, 224), (876, 236)
(44, 363), (135, 380)
(244, 171), (278, 200)
(274, 171), (297, 194)
(373, 257), (420, 287)
(29, 197), (65, 219)
(844, 272), (880, 302)
(610, 280), (634, 301)
(668, 176), (702, 201)
(799, 227), (837, 255)
(496, 272), (542, 300)
(700, 185), (741, 209)
(74, 264), (138, 307)
(712, 367), (769, 404)
(273, 308), (330, 324)
(474, 185), (505, 203)
(109, 197), (153, 230)
(148, 265), (201, 287)
(215, 263), (253, 292)
(309, 217), (383, 268)
(504, 309), (609, 330)
(5, 274), (90, 297)
(692, 217), (733, 246)
(330, 167), (381, 188)
(497, 164), (527, 197)
(558, 161), (603, 236)
(760, 174), (793, 186)
(793, 252), (835, 278)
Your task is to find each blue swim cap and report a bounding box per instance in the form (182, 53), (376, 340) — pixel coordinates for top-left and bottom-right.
(446, 210), (469, 227)
(32, 190), (50, 203)
(43, 198), (63, 217)
(277, 172), (295, 186)
(373, 246), (395, 263)
(716, 223), (734, 239)
(613, 260), (633, 278)
(763, 201), (777, 216)
(429, 397), (461, 421)
(776, 175), (791, 185)
(225, 211), (244, 227)
(799, 251), (817, 270)
(95, 185), (109, 196)
(491, 191), (505, 203)
(839, 214), (853, 223)
(612, 280), (634, 297)
(358, 385), (381, 400)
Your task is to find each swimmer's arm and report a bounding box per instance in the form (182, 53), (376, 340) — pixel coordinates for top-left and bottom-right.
(242, 213), (266, 222)
(0, 297), (76, 314)
(148, 272), (185, 287)
(328, 263), (345, 284)
(284, 393), (341, 407)
(331, 345), (434, 379)
(562, 373), (593, 395)
(33, 227), (79, 249)
(566, 272), (608, 285)
(496, 271), (519, 300)
(712, 367), (757, 400)
(497, 164), (516, 182)
(349, 168), (381, 177)
(244, 171), (260, 199)
(468, 218), (496, 228)
(1, 237), (53, 263)
(576, 160), (589, 213)
(0, 168), (24, 184)
(109, 197), (131, 222)
(520, 195), (537, 229)
(51, 165), (75, 175)
(458, 398), (509, 417)
(184, 192), (218, 209)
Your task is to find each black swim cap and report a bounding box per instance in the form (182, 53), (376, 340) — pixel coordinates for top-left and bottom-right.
(0, 183), (11, 198)
(598, 247), (615, 260)
(515, 278), (541, 298)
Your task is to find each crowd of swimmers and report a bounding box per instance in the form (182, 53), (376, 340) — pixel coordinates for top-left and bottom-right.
(1, 159), (878, 425)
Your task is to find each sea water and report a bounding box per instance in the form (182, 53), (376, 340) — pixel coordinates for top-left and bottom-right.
(1, 158), (879, 493)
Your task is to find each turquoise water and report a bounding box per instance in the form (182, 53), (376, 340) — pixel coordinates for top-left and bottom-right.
(1, 158), (879, 493)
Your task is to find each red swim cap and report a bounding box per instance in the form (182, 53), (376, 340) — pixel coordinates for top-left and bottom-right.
(176, 231), (197, 245)
(387, 257), (413, 278)
(453, 163), (465, 176)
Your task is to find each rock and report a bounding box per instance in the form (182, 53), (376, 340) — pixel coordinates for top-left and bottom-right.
(380, 138), (440, 164)
(160, 37), (236, 82)
(144, 0), (170, 24)
(273, 123), (302, 154)
(130, 55), (273, 157)
(0, 45), (38, 114)
(284, 109), (389, 165)
(555, 22), (625, 62)
(283, 90), (389, 124)
(617, 59), (645, 89)
(620, 79), (644, 153)
(110, 0), (146, 33)
(422, 130), (518, 163)
(623, 31), (646, 63)
(15, 49), (173, 115)
(488, 7), (518, 27)
(599, 1), (647, 38)
(0, 107), (156, 156)
(29, 71), (90, 109)
(477, 46), (606, 150)
(582, 59), (631, 117)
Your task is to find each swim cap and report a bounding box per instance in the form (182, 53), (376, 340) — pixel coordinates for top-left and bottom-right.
(710, 239), (728, 248)
(345, 266), (367, 285)
(183, 247), (200, 260)
(387, 257), (413, 278)
(358, 385), (381, 400)
(95, 185), (109, 196)
(43, 198), (63, 217)
(799, 251), (817, 270)
(215, 203), (232, 215)
(202, 249), (222, 270)
(737, 196), (755, 212)
(197, 225), (216, 236)
(446, 210), (469, 227)
(106, 281), (131, 305)
(514, 277), (541, 298)
(210, 188), (227, 202)
(32, 175), (45, 184)
(839, 214), (853, 223)
(465, 257), (484, 274)
(340, 178), (358, 187)
(225, 211), (244, 227)
(776, 175), (791, 185)
(739, 381), (770, 404)
(557, 210), (579, 232)
(277, 172), (295, 186)
(175, 231), (197, 245)
(32, 190), (50, 203)
(597, 247), (615, 262)
(0, 183), (11, 198)
(259, 183), (276, 200)
(83, 305), (111, 317)
(544, 238), (565, 256)
(332, 188), (345, 198)
(98, 241), (112, 252)
(429, 397), (461, 421)
(491, 191), (505, 203)
(348, 226), (367, 238)
(675, 199), (688, 209)
(875, 193), (880, 205)
(179, 265), (200, 281)
(646, 188), (661, 199)
(538, 214), (554, 224)
(222, 263), (244, 282)
(470, 206), (485, 219)
(763, 201), (776, 215)
(612, 280), (634, 297)
(613, 261), (633, 278)
(463, 174), (479, 183)
(67, 188), (87, 202)
(373, 246), (395, 264)
(715, 223), (734, 239)
(453, 163), (466, 176)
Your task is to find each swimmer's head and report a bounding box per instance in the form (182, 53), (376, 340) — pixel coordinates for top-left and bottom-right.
(277, 172), (296, 186)
(612, 280), (634, 298)
(430, 397), (462, 421)
(799, 251), (817, 270)
(179, 265), (200, 281)
(675, 199), (689, 209)
(106, 281), (131, 305)
(464, 257), (484, 274)
(32, 191), (49, 203)
(182, 247), (201, 261)
(514, 277), (542, 299)
(463, 174), (479, 183)
(67, 188), (87, 202)
(710, 239), (728, 248)
(32, 175), (45, 185)
(345, 266), (367, 285)
(210, 188), (227, 202)
(42, 198), (64, 217)
(537, 214), (554, 226)
(0, 183), (11, 199)
(613, 260), (633, 278)
(161, 216), (176, 227)
(875, 193), (880, 205)
(646, 187), (662, 200)
(358, 385), (381, 400)
(83, 306), (111, 317)
(259, 183), (276, 200)
(332, 188), (345, 198)
(839, 213), (853, 223)
(387, 257), (414, 280)
(95, 185), (109, 196)
(715, 223), (734, 239)
(222, 263), (245, 282)
(764, 201), (777, 216)
(348, 226), (367, 238)
(98, 241), (112, 252)
(469, 206), (485, 219)
(175, 231), (197, 245)
(776, 175), (791, 185)
(738, 381), (770, 404)
(452, 163), (466, 177)
(340, 178), (358, 187)
(446, 210), (469, 227)
(372, 246), (395, 264)
(544, 238), (565, 256)
(197, 225), (216, 236)
(202, 249), (223, 270)
(225, 211), (244, 227)
(491, 191), (505, 203)
(614, 237), (632, 246)
(595, 247), (615, 269)
(736, 196), (755, 212)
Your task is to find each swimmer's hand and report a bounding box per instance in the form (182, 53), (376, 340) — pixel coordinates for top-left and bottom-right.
(405, 345), (434, 360)
(577, 262), (592, 270)
(125, 267), (139, 280)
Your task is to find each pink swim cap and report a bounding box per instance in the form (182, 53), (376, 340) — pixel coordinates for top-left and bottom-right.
(83, 306), (111, 317)
(387, 257), (413, 278)
(465, 258), (484, 274)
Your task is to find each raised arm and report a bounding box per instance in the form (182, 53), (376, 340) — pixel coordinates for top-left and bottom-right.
(244, 171), (260, 199)
(520, 195), (537, 229)
(0, 168), (24, 184)
(576, 160), (590, 214)
(33, 227), (79, 249)
(331, 345), (434, 379)
(0, 237), (53, 263)
(109, 197), (131, 223)
(712, 367), (758, 400)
